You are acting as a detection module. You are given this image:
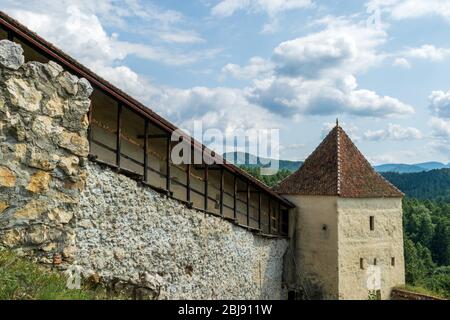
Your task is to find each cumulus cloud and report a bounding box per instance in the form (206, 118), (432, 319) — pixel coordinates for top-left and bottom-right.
(363, 123), (422, 141)
(211, 0), (313, 17)
(149, 86), (280, 135)
(368, 0), (450, 22)
(211, 0), (313, 33)
(235, 18), (414, 118)
(393, 57), (411, 68)
(429, 117), (450, 138)
(221, 57), (274, 80)
(404, 45), (450, 62)
(429, 90), (450, 118)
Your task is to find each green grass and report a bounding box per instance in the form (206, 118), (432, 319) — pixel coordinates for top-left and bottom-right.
(0, 249), (118, 300)
(395, 284), (448, 300)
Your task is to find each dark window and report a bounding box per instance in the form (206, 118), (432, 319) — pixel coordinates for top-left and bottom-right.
(373, 258), (377, 265)
(370, 216), (375, 231)
(391, 257), (395, 266)
(360, 258), (364, 270)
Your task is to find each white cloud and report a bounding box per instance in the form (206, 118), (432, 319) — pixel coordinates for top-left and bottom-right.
(429, 117), (450, 138)
(429, 90), (450, 118)
(221, 57), (274, 80)
(211, 0), (313, 17)
(242, 18), (414, 118)
(428, 117), (450, 156)
(404, 45), (450, 62)
(393, 57), (411, 68)
(364, 123), (422, 141)
(368, 0), (450, 22)
(149, 86), (280, 135)
(211, 0), (313, 33)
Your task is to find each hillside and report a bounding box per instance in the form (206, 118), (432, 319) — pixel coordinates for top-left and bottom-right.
(223, 152), (303, 172)
(381, 169), (450, 201)
(224, 152), (450, 174)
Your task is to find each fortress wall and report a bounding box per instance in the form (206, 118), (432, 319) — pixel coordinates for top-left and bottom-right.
(0, 40), (288, 299)
(282, 195), (339, 300)
(337, 197), (405, 300)
(77, 162), (288, 299)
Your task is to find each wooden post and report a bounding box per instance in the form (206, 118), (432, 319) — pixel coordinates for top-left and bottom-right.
(233, 175), (237, 221)
(204, 164), (208, 211)
(166, 136), (171, 193)
(186, 163), (191, 204)
(143, 119), (149, 182)
(278, 202), (282, 235)
(116, 103), (122, 168)
(268, 198), (272, 234)
(247, 183), (250, 227)
(220, 168), (224, 217)
(87, 101), (93, 155)
(258, 191), (262, 231)
(7, 30), (13, 41)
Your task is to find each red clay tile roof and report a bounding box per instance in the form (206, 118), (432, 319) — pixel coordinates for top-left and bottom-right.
(273, 125), (404, 198)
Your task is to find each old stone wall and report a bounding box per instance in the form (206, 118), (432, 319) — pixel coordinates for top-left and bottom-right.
(76, 163), (288, 299)
(0, 40), (288, 300)
(337, 197), (405, 300)
(0, 40), (91, 266)
(282, 195), (339, 300)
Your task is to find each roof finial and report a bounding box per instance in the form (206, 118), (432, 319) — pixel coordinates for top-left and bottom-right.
(336, 118), (339, 127)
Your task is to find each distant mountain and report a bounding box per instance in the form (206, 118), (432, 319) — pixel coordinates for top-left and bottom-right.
(224, 152), (450, 174)
(223, 152), (303, 172)
(374, 162), (450, 173)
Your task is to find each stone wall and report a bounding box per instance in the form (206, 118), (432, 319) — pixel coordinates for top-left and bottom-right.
(337, 197), (405, 300)
(0, 40), (288, 299)
(0, 40), (91, 266)
(76, 163), (288, 299)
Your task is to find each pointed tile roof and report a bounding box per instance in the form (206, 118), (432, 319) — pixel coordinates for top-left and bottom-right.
(273, 125), (404, 198)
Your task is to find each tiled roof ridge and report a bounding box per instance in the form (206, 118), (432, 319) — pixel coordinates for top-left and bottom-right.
(336, 124), (341, 196)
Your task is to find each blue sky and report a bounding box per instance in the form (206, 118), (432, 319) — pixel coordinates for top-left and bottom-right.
(2, 0), (450, 164)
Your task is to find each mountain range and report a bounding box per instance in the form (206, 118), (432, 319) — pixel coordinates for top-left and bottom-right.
(224, 152), (450, 174)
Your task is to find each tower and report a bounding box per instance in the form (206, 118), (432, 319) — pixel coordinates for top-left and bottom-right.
(275, 124), (405, 300)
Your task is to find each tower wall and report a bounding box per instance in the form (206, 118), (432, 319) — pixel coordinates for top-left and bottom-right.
(337, 197), (405, 300)
(283, 195), (339, 299)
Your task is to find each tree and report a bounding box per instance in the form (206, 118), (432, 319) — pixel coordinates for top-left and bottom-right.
(430, 219), (450, 266)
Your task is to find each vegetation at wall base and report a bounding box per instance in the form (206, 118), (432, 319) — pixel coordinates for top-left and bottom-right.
(0, 249), (120, 300)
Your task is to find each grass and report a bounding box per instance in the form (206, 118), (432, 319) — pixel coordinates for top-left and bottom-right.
(0, 249), (119, 300)
(395, 284), (448, 300)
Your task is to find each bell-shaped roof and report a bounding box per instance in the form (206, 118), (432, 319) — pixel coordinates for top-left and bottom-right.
(273, 124), (403, 198)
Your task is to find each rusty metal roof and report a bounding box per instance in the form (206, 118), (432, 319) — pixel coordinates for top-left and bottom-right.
(273, 125), (404, 198)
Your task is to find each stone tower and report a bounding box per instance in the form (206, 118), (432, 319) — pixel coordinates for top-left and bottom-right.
(275, 124), (405, 300)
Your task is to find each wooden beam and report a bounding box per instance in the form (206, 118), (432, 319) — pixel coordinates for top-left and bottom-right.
(186, 163), (191, 204)
(258, 191), (262, 231)
(268, 198), (272, 234)
(193, 164), (222, 170)
(143, 119), (149, 183)
(220, 168), (224, 217)
(116, 103), (122, 168)
(87, 101), (93, 154)
(247, 183), (250, 227)
(278, 201), (282, 235)
(204, 164), (208, 211)
(166, 137), (171, 193)
(137, 133), (169, 139)
(233, 175), (237, 222)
